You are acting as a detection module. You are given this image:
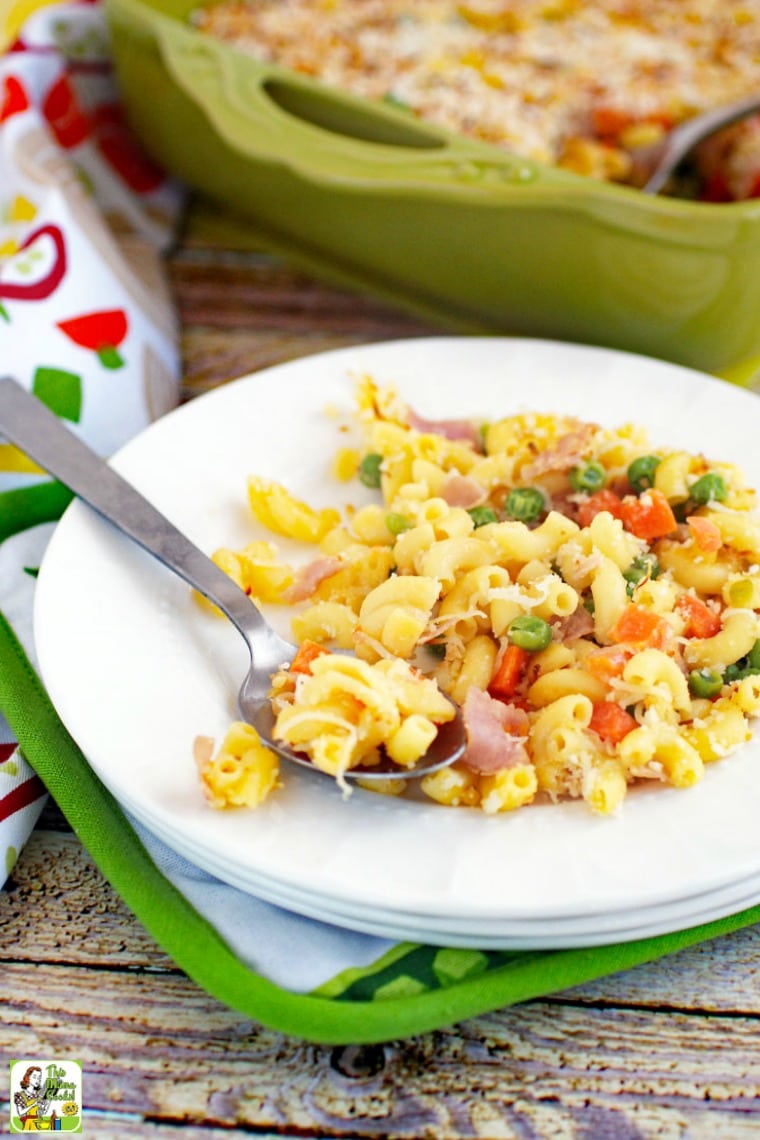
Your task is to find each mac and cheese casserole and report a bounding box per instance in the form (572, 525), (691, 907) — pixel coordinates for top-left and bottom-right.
(193, 0), (760, 199)
(196, 376), (760, 816)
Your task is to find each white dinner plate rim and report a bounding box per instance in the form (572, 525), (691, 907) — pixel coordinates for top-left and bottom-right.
(122, 785), (760, 938)
(129, 800), (760, 950)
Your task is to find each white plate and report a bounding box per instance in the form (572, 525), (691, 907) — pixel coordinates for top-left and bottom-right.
(35, 337), (760, 927)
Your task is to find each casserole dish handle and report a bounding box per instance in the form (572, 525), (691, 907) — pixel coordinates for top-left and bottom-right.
(155, 16), (574, 192)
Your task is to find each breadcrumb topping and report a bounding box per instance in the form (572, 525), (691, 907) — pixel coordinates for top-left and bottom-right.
(193, 0), (760, 196)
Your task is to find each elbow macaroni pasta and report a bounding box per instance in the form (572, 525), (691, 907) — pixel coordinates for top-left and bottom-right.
(195, 376), (760, 817)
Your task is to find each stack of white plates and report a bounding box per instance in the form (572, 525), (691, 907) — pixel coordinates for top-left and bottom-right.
(34, 338), (760, 948)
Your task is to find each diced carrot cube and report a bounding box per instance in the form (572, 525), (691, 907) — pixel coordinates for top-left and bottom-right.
(489, 644), (529, 700)
(577, 489), (624, 528)
(607, 604), (672, 650)
(589, 701), (638, 744)
(687, 515), (723, 553)
(675, 593), (722, 639)
(585, 645), (633, 684)
(289, 639), (330, 674)
(620, 489), (677, 541)
(591, 106), (634, 139)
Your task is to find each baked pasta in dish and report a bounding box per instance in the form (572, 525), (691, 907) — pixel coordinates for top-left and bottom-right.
(195, 375), (760, 816)
(192, 0), (760, 199)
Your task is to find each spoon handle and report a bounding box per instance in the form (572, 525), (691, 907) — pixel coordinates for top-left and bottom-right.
(0, 377), (270, 645)
(2, 377), (464, 778)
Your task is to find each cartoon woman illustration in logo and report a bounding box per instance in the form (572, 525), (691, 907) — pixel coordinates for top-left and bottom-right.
(12, 1066), (53, 1131)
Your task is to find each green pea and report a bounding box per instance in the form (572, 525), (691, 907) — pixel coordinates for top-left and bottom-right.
(627, 454), (661, 494)
(569, 461), (606, 494)
(468, 505), (499, 528)
(386, 512), (412, 535)
(623, 553), (661, 596)
(747, 639), (760, 672)
(508, 614), (553, 652)
(358, 452), (383, 488)
(688, 668), (724, 699)
(689, 472), (727, 505)
(723, 661), (747, 684)
(426, 640), (447, 659)
(504, 486), (545, 522)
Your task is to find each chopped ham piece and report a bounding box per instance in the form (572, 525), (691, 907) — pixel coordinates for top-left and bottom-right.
(522, 422), (597, 480)
(547, 490), (578, 522)
(407, 407), (482, 450)
(551, 606), (595, 641)
(283, 556), (342, 602)
(461, 687), (530, 774)
(441, 473), (488, 509)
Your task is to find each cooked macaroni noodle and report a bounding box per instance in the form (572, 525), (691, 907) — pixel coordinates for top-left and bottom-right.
(196, 375), (760, 817)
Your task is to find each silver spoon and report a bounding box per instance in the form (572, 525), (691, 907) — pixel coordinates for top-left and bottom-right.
(636, 92), (760, 194)
(0, 377), (465, 780)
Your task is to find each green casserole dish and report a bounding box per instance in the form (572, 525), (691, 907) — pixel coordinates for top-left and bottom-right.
(106, 0), (760, 375)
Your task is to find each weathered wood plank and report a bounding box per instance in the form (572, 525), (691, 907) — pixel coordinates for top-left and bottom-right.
(169, 249), (433, 334)
(166, 221), (438, 396)
(2, 958), (760, 1137)
(0, 1109), (287, 1140)
(178, 326), (385, 394)
(0, 831), (175, 971)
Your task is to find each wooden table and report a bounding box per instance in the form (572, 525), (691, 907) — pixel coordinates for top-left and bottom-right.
(3, 203), (760, 1138)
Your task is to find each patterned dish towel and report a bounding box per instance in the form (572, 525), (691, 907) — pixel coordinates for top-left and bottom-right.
(0, 0), (182, 876)
(4, 0), (760, 1046)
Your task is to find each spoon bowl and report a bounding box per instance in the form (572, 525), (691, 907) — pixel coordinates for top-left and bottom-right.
(0, 377), (465, 781)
